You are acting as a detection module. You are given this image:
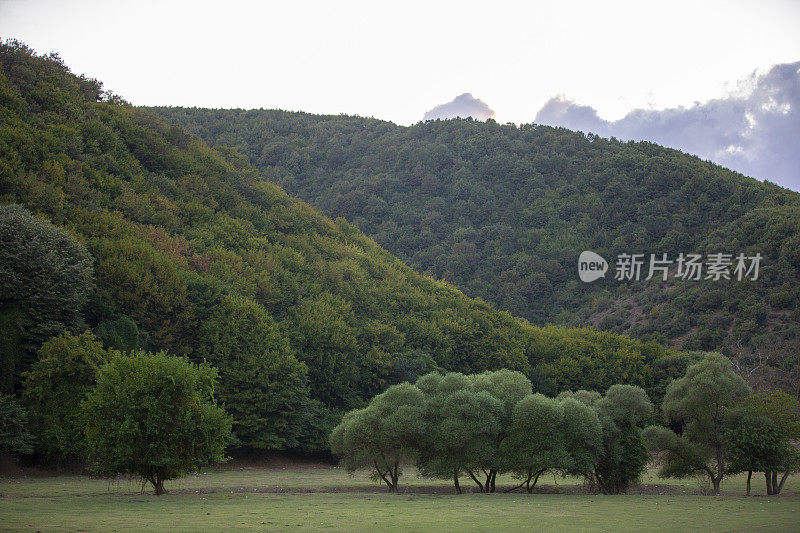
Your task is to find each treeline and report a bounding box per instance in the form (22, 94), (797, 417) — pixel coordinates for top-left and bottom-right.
(331, 355), (800, 495)
(1, 41), (690, 462)
(151, 107), (800, 392)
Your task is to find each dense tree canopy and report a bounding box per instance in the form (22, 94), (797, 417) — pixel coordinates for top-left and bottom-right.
(153, 106), (800, 392)
(502, 394), (602, 493)
(0, 392), (33, 456)
(329, 382), (426, 492)
(414, 372), (504, 493)
(22, 331), (116, 464)
(333, 371), (647, 494)
(728, 390), (800, 495)
(560, 384), (653, 494)
(196, 295), (309, 450)
(0, 203), (95, 393)
(0, 40), (692, 455)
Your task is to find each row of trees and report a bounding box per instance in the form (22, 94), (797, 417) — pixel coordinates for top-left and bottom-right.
(3, 335), (797, 497)
(332, 355), (800, 495)
(0, 201), (684, 464)
(330, 369), (653, 494)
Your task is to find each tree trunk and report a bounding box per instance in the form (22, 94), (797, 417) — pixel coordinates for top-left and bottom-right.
(776, 471), (790, 495)
(765, 471), (773, 495)
(505, 470), (532, 494)
(531, 469), (544, 492)
(454, 471), (461, 494)
(594, 467), (611, 495)
(746, 471), (751, 496)
(489, 470), (497, 493)
(467, 470), (485, 492)
(711, 473), (721, 496)
(375, 461), (396, 492)
(392, 462), (399, 492)
(713, 445), (724, 495)
(771, 470), (778, 495)
(154, 476), (166, 496)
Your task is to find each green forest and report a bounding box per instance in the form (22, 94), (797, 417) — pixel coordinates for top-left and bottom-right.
(151, 106), (800, 392)
(1, 40), (699, 462)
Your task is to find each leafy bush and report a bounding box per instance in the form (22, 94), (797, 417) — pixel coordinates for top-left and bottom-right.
(83, 351), (232, 495)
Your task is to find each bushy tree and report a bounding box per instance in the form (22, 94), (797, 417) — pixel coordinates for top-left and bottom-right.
(644, 353), (750, 494)
(466, 369), (532, 492)
(22, 331), (116, 464)
(0, 204), (95, 393)
(738, 390), (800, 494)
(559, 398), (605, 480)
(197, 295), (309, 450)
(724, 409), (791, 495)
(0, 393), (33, 455)
(561, 384), (653, 494)
(413, 369), (533, 493)
(83, 351), (232, 495)
(93, 315), (142, 352)
(414, 372), (504, 493)
(593, 385), (653, 494)
(329, 382), (426, 492)
(502, 394), (602, 493)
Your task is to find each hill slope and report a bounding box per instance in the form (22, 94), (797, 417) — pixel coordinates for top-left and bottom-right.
(0, 41), (685, 452)
(150, 108), (800, 391)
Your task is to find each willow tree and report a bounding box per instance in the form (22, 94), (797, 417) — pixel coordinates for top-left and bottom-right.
(501, 394), (601, 493)
(644, 353), (750, 495)
(329, 382), (426, 492)
(561, 384), (653, 494)
(414, 372), (504, 493)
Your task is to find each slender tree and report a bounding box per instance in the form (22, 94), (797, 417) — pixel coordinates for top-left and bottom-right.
(644, 353), (750, 494)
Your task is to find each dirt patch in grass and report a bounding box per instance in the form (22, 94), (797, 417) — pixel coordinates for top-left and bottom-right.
(164, 482), (718, 497)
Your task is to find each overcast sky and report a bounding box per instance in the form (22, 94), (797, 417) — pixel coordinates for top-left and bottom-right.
(1, 0), (799, 188)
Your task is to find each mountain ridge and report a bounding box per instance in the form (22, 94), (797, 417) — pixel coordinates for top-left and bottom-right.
(1, 40), (690, 451)
(150, 106), (800, 393)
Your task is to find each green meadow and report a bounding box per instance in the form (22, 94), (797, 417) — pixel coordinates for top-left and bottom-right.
(2, 463), (799, 532)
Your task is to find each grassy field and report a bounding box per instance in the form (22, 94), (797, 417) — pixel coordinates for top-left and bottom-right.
(2, 461), (799, 532)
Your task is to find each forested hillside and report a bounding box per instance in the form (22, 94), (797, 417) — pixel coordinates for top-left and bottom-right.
(0, 41), (689, 454)
(152, 107), (800, 391)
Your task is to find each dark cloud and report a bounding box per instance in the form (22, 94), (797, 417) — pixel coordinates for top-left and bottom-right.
(535, 62), (800, 191)
(423, 93), (495, 121)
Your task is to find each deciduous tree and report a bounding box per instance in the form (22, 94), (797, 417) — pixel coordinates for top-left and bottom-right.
(644, 353), (750, 494)
(329, 382), (426, 492)
(83, 351), (232, 495)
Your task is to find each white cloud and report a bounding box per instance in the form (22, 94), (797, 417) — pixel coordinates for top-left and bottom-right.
(534, 62), (800, 191)
(423, 93), (495, 121)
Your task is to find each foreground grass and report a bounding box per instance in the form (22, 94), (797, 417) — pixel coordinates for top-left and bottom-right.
(2, 464), (799, 532)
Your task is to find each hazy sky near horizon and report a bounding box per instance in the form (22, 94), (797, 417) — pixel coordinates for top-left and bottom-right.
(2, 0), (799, 126)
